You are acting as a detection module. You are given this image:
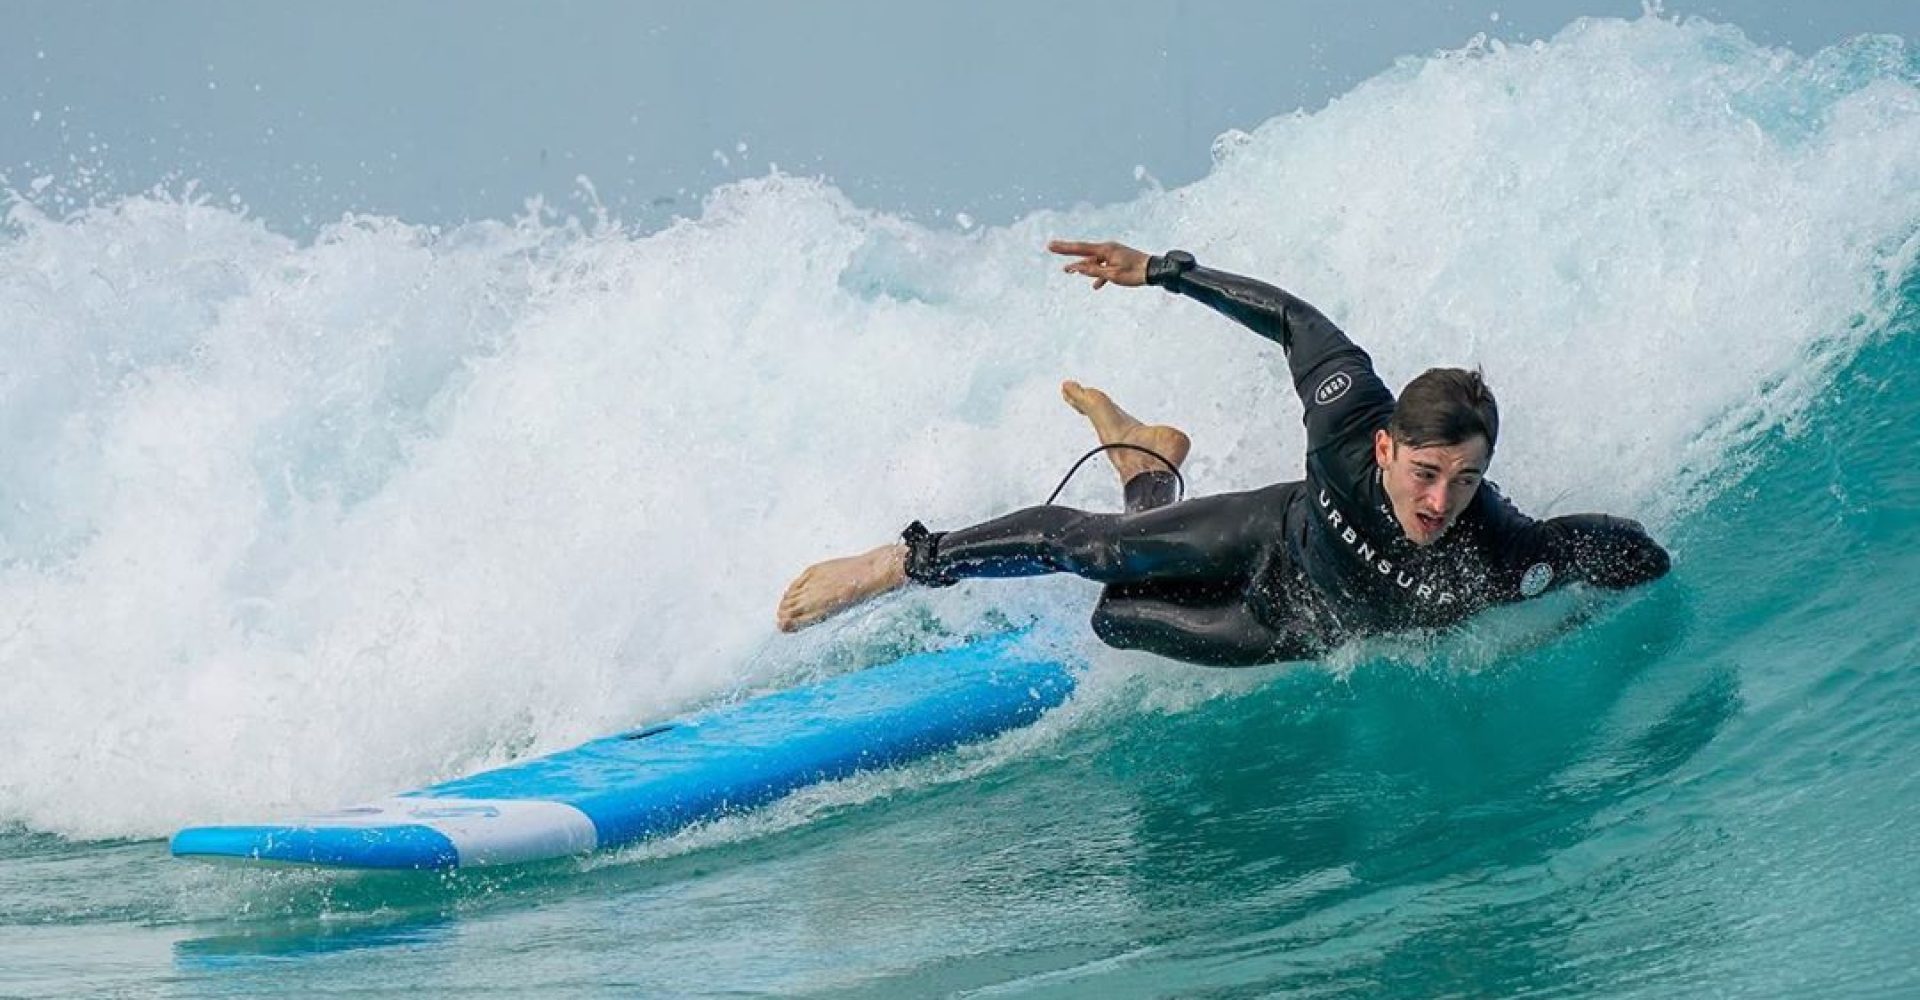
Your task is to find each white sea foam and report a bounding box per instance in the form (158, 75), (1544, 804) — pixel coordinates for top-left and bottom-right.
(1, 15), (1916, 839)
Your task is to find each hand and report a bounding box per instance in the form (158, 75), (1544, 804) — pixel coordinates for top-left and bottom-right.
(1048, 239), (1151, 290)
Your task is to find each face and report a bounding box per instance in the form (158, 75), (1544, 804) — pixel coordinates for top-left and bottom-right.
(1373, 430), (1489, 546)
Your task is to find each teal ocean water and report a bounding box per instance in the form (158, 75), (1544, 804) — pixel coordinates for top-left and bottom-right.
(3, 15), (1917, 997)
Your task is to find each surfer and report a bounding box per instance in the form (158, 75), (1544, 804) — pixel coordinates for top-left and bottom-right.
(776, 241), (1670, 665)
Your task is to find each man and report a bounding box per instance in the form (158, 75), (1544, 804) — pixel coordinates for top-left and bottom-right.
(775, 240), (1670, 666)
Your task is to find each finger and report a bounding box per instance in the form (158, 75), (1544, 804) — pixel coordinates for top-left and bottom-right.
(1049, 239), (1100, 256)
(1093, 277), (1108, 290)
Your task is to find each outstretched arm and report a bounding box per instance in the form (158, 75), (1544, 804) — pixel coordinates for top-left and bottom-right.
(1526, 514), (1672, 590)
(1049, 239), (1392, 446)
(1477, 487), (1672, 596)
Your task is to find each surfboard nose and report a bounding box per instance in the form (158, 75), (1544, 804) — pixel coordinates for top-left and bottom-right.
(170, 822), (461, 870)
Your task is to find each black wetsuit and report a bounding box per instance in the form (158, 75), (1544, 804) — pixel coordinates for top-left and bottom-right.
(902, 255), (1671, 666)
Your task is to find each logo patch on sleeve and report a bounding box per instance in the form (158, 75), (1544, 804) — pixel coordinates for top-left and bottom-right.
(1520, 562), (1555, 597)
(1314, 371), (1353, 406)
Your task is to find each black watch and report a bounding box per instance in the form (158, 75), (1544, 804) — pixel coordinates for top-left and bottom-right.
(1145, 250), (1196, 291)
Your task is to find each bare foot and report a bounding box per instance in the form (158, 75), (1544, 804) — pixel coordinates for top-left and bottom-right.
(776, 543), (909, 632)
(1061, 381), (1191, 484)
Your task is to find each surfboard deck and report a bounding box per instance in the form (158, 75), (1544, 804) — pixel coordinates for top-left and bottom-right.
(170, 632), (1077, 870)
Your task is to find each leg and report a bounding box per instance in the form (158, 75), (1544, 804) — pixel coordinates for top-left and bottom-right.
(1086, 479), (1327, 665)
(776, 542), (907, 633)
(908, 483), (1298, 587)
(1091, 578), (1325, 666)
(778, 382), (1194, 633)
(1091, 451), (1303, 666)
(795, 495), (1314, 664)
(1123, 468), (1180, 514)
(1060, 380), (1190, 489)
(780, 480), (1292, 633)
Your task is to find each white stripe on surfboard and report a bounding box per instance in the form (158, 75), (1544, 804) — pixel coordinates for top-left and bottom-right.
(294, 796), (599, 866)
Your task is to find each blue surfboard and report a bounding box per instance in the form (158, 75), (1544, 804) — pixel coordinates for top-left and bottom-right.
(170, 632), (1078, 870)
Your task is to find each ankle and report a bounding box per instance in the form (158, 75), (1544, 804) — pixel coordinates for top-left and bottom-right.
(1123, 469), (1181, 511)
(871, 543), (909, 588)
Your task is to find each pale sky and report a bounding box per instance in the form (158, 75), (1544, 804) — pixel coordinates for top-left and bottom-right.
(3, 1), (1914, 234)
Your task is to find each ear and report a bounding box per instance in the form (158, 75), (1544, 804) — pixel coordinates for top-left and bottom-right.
(1373, 429), (1393, 469)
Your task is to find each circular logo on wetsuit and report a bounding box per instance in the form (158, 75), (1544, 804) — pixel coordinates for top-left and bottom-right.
(1314, 371), (1353, 406)
(1520, 562), (1555, 597)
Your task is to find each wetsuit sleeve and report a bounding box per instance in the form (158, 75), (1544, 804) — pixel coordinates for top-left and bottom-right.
(1150, 256), (1394, 451)
(1477, 486), (1672, 595)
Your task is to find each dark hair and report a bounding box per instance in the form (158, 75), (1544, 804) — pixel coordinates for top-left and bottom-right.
(1389, 367), (1499, 453)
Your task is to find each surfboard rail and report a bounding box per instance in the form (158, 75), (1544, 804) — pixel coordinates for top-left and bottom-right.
(170, 632), (1078, 870)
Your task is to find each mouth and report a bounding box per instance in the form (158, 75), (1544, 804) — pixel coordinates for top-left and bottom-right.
(1415, 511), (1446, 536)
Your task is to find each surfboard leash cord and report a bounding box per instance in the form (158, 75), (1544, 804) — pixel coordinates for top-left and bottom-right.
(1044, 443), (1186, 506)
